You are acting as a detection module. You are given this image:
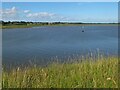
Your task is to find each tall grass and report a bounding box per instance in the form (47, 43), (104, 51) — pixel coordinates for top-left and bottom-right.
(2, 56), (118, 88)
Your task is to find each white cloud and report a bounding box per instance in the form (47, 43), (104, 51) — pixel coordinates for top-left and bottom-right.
(25, 12), (79, 22)
(0, 9), (2, 20)
(3, 6), (116, 23)
(2, 6), (21, 21)
(2, 6), (16, 15)
(2, 7), (74, 22)
(24, 10), (30, 13)
(26, 12), (55, 18)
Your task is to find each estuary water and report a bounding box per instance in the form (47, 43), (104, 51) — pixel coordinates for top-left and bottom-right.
(2, 26), (118, 67)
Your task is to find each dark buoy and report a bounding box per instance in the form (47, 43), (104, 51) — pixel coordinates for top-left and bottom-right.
(82, 26), (85, 32)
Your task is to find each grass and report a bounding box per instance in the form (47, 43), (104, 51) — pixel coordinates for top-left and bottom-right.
(2, 56), (118, 88)
(1, 23), (118, 29)
(2, 24), (41, 29)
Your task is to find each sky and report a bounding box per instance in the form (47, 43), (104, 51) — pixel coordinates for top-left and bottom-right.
(2, 0), (120, 2)
(1, 2), (118, 23)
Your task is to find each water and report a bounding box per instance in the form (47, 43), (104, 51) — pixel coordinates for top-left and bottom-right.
(3, 26), (118, 67)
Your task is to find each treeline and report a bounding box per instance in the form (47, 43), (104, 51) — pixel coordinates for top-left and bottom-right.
(0, 21), (83, 25)
(1, 21), (32, 25)
(0, 21), (118, 26)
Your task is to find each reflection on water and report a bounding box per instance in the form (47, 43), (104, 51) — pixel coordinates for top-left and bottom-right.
(3, 26), (118, 67)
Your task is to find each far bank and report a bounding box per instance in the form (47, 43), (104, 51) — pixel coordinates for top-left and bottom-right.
(1, 22), (119, 29)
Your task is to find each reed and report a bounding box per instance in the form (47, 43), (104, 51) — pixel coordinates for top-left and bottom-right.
(2, 56), (118, 88)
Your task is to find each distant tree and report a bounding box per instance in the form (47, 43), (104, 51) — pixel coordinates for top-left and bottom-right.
(7, 21), (10, 25)
(0, 21), (4, 25)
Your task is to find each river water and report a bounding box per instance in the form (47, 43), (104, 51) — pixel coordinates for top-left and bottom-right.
(2, 25), (118, 67)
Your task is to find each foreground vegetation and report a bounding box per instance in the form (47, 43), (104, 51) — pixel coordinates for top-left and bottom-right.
(2, 56), (118, 88)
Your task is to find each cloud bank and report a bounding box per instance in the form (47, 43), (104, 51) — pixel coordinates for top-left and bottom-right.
(1, 6), (20, 21)
(1, 6), (78, 22)
(1, 6), (117, 23)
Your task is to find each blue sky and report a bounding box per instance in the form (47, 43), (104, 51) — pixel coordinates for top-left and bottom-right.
(1, 2), (118, 23)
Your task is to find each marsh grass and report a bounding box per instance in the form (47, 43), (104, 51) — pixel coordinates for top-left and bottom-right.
(2, 23), (118, 29)
(2, 56), (118, 88)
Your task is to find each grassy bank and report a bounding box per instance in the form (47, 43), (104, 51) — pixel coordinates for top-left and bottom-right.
(2, 24), (42, 29)
(1, 23), (118, 29)
(2, 56), (118, 88)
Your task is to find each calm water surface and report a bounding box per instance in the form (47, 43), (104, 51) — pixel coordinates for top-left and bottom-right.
(3, 26), (118, 67)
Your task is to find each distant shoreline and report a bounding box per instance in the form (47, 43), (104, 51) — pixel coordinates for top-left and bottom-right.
(1, 23), (119, 29)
